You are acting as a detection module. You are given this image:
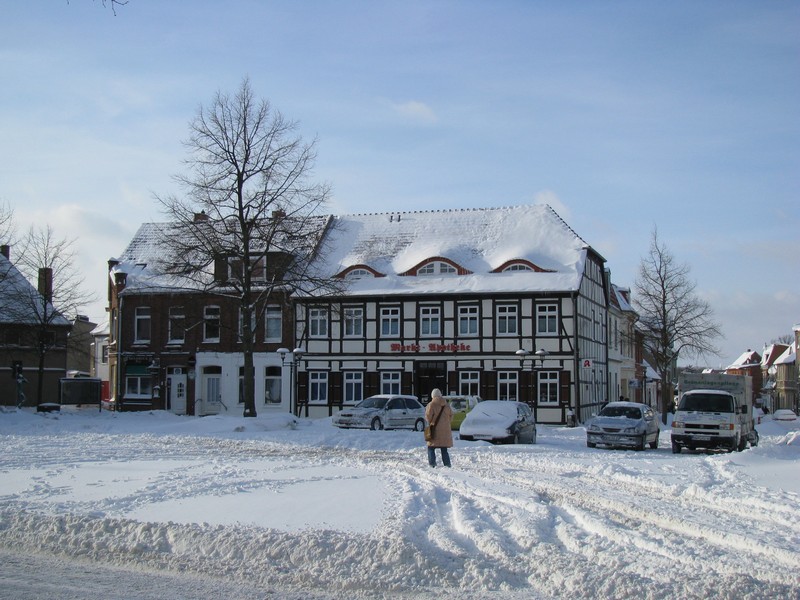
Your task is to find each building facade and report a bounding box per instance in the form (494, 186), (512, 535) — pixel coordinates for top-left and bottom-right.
(294, 206), (609, 424)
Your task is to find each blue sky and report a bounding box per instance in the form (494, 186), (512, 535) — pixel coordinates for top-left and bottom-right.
(2, 1), (798, 368)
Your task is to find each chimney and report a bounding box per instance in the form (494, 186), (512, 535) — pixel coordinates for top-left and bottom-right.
(0, 244), (8, 259)
(38, 267), (53, 304)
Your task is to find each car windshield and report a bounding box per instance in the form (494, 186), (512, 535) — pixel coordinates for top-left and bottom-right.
(678, 394), (734, 413)
(600, 405), (642, 419)
(357, 397), (387, 409)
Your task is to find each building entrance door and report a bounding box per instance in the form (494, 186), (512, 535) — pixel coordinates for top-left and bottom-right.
(415, 361), (447, 403)
(167, 368), (187, 415)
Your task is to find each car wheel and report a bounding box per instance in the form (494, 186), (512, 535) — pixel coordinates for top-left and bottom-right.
(413, 419), (425, 432)
(737, 434), (747, 452)
(671, 439), (681, 454)
(370, 418), (383, 431)
(636, 434), (646, 451)
(587, 440), (596, 448)
(531, 428), (537, 444)
(649, 432), (659, 450)
(751, 430), (759, 447)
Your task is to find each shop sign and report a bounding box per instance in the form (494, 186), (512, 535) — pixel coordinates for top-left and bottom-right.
(391, 342), (472, 353)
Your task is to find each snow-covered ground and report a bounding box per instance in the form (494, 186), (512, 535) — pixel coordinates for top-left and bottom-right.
(1, 407), (798, 600)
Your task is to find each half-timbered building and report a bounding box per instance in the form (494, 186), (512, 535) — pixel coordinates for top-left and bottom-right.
(294, 205), (609, 424)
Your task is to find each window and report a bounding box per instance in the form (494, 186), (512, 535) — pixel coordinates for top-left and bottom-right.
(345, 268), (370, 280)
(250, 256), (266, 282)
(420, 306), (440, 336)
(459, 371), (480, 396)
(101, 345), (109, 364)
(537, 304), (558, 335)
(344, 307), (363, 337)
(538, 371), (559, 405)
(309, 371), (328, 404)
(238, 308), (256, 341)
(309, 307), (328, 338)
(168, 307), (185, 343)
(134, 307), (151, 343)
(496, 304), (518, 335)
(203, 366), (222, 404)
(380, 307), (400, 337)
(381, 372), (401, 394)
(458, 305), (478, 336)
(344, 372), (363, 403)
(125, 375), (152, 398)
(204, 306), (221, 342)
(503, 263), (532, 272)
(418, 261), (456, 276)
(265, 305), (282, 342)
(264, 366), (282, 405)
(497, 371), (518, 402)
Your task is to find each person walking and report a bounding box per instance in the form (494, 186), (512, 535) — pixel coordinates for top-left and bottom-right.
(425, 388), (453, 467)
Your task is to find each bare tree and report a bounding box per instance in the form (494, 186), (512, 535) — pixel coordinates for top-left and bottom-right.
(12, 225), (96, 405)
(634, 228), (722, 423)
(156, 77), (340, 417)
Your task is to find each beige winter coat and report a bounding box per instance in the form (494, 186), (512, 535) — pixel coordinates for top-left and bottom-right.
(425, 396), (454, 448)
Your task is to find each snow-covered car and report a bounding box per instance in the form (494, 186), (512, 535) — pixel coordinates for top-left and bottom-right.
(459, 400), (536, 444)
(586, 401), (659, 450)
(443, 395), (480, 430)
(332, 395), (426, 431)
(773, 409), (798, 421)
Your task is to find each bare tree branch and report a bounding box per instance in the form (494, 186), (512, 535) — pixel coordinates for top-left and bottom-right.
(155, 77), (341, 417)
(634, 227), (722, 423)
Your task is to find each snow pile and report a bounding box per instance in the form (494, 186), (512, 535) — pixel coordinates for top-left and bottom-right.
(1, 408), (799, 599)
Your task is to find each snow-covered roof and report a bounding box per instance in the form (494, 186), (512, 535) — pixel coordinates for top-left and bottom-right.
(311, 204), (595, 297)
(643, 360), (661, 380)
(0, 254), (70, 326)
(610, 284), (635, 313)
(774, 342), (796, 366)
(727, 349), (761, 370)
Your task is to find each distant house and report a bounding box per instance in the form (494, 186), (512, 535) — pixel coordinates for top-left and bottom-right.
(772, 342), (797, 412)
(66, 315), (97, 376)
(726, 349), (763, 403)
(90, 319), (111, 401)
(0, 244), (72, 407)
(760, 343), (789, 410)
(607, 283), (638, 402)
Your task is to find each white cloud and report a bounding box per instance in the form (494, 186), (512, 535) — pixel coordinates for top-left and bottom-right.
(390, 100), (438, 124)
(532, 190), (571, 220)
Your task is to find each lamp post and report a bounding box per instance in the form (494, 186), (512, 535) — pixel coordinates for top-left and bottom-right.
(516, 348), (549, 422)
(277, 347), (305, 416)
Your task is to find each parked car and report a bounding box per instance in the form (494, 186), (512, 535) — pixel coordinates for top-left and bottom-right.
(443, 395), (480, 430)
(459, 400), (536, 444)
(773, 409), (798, 421)
(332, 395), (426, 431)
(586, 401), (659, 450)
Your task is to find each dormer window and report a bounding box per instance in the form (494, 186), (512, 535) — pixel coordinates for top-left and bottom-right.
(346, 268), (371, 280)
(417, 261), (457, 276)
(504, 263), (533, 272)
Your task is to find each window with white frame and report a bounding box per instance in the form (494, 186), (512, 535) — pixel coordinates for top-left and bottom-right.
(536, 304), (558, 335)
(344, 372), (364, 403)
(309, 307), (328, 338)
(381, 372), (401, 394)
(167, 306), (185, 343)
(503, 263), (532, 272)
(458, 305), (479, 336)
(538, 371), (560, 405)
(459, 371), (480, 396)
(125, 375), (152, 398)
(420, 306), (440, 336)
(345, 268), (370, 280)
(309, 371), (328, 404)
(203, 366), (222, 404)
(264, 366), (282, 405)
(497, 371), (518, 401)
(101, 345), (109, 364)
(134, 307), (151, 343)
(344, 307), (364, 337)
(380, 307), (400, 337)
(417, 261), (456, 276)
(265, 305), (282, 342)
(496, 304), (518, 335)
(204, 306), (221, 342)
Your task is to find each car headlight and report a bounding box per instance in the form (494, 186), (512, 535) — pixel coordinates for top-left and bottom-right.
(588, 424), (601, 433)
(622, 427), (641, 434)
(673, 421), (684, 428)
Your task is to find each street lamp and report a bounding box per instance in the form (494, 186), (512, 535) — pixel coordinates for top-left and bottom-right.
(516, 348), (549, 421)
(277, 347), (305, 416)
